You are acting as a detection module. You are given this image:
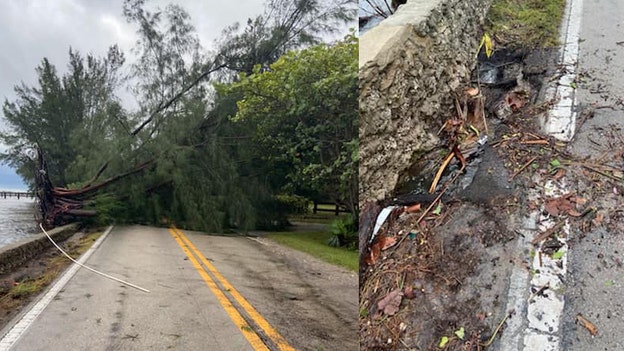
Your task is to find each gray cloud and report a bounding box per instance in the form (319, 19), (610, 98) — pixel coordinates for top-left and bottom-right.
(0, 0), (266, 123)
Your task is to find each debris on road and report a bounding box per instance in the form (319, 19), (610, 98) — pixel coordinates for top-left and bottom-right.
(376, 289), (403, 316)
(575, 313), (598, 336)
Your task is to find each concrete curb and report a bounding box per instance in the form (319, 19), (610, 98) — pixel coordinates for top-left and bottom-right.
(0, 224), (79, 275)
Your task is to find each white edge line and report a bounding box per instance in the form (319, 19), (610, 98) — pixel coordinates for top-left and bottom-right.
(544, 0), (584, 141)
(501, 0), (583, 349)
(0, 225), (114, 351)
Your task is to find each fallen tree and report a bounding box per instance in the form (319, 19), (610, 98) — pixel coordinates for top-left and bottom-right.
(34, 144), (154, 228)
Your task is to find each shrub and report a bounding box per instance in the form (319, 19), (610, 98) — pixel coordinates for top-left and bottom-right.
(328, 214), (357, 248)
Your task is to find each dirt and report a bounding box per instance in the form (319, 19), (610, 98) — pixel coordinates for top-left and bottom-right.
(0, 230), (100, 333)
(359, 45), (570, 350)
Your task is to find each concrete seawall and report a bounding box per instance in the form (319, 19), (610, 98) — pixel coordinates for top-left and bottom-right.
(0, 224), (78, 275)
(359, 0), (494, 204)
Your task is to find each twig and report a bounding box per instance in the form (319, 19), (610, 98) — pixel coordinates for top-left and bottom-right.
(481, 310), (514, 347)
(520, 140), (549, 145)
(509, 156), (538, 181)
(531, 220), (565, 245)
(527, 282), (550, 302)
(576, 313), (598, 336)
(395, 171), (463, 249)
(583, 164), (624, 181)
(429, 151), (455, 193)
(479, 95), (488, 134)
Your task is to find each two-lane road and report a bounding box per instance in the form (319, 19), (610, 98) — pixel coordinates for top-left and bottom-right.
(1, 225), (357, 350)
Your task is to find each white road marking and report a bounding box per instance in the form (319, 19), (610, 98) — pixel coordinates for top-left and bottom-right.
(501, 0), (584, 349)
(542, 0), (584, 141)
(0, 225), (114, 351)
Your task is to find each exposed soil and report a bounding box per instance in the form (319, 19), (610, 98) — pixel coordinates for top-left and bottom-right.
(0, 230), (101, 333)
(359, 46), (570, 350)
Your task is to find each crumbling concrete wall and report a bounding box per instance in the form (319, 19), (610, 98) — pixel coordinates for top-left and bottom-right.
(0, 224), (78, 275)
(359, 0), (493, 204)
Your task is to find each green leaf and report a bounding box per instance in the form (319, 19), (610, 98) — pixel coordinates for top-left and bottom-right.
(439, 336), (449, 348)
(570, 82), (577, 89)
(433, 204), (442, 215)
(549, 159), (561, 167)
(552, 250), (565, 260)
(454, 327), (465, 340)
(605, 280), (614, 287)
(360, 308), (367, 318)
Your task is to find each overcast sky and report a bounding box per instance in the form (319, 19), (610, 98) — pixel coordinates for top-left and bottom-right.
(0, 0), (270, 189)
(0, 0), (268, 108)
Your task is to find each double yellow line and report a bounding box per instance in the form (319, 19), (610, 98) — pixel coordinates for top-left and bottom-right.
(168, 226), (295, 351)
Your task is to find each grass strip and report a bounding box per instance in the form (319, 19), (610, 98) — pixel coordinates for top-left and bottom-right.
(486, 0), (567, 48)
(267, 231), (358, 272)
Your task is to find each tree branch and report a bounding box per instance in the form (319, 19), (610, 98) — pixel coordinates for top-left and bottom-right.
(130, 63), (226, 136)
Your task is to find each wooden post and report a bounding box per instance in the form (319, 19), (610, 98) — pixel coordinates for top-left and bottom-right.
(313, 202), (318, 214)
(335, 203), (339, 216)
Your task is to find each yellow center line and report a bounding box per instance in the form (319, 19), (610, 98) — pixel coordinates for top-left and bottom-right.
(167, 228), (269, 351)
(172, 226), (296, 351)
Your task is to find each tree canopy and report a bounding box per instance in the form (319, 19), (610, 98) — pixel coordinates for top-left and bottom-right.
(228, 34), (358, 213)
(0, 0), (358, 232)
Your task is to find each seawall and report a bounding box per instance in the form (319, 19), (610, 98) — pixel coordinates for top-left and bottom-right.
(359, 0), (494, 204)
(0, 224), (78, 275)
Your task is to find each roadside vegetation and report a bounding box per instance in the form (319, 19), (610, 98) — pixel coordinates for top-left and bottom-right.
(0, 231), (101, 323)
(486, 0), (566, 48)
(267, 231), (358, 271)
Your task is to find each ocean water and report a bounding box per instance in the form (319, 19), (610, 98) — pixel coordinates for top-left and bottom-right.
(0, 197), (39, 248)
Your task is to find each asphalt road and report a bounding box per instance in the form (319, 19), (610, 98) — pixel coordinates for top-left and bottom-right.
(561, 0), (624, 349)
(2, 225), (357, 351)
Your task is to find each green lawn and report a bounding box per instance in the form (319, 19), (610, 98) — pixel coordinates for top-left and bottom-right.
(267, 231), (358, 272)
(486, 0), (566, 48)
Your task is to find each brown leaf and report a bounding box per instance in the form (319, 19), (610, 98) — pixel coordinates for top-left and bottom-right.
(405, 203), (422, 213)
(465, 87), (480, 96)
(593, 212), (604, 226)
(573, 197), (588, 205)
(528, 200), (537, 211)
(576, 313), (598, 336)
(453, 145), (467, 170)
(506, 92), (526, 111)
(380, 236), (397, 251)
(404, 286), (415, 299)
(365, 239), (382, 266)
(544, 195), (575, 217)
(568, 209), (583, 217)
(377, 289), (403, 316)
(552, 168), (566, 180)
